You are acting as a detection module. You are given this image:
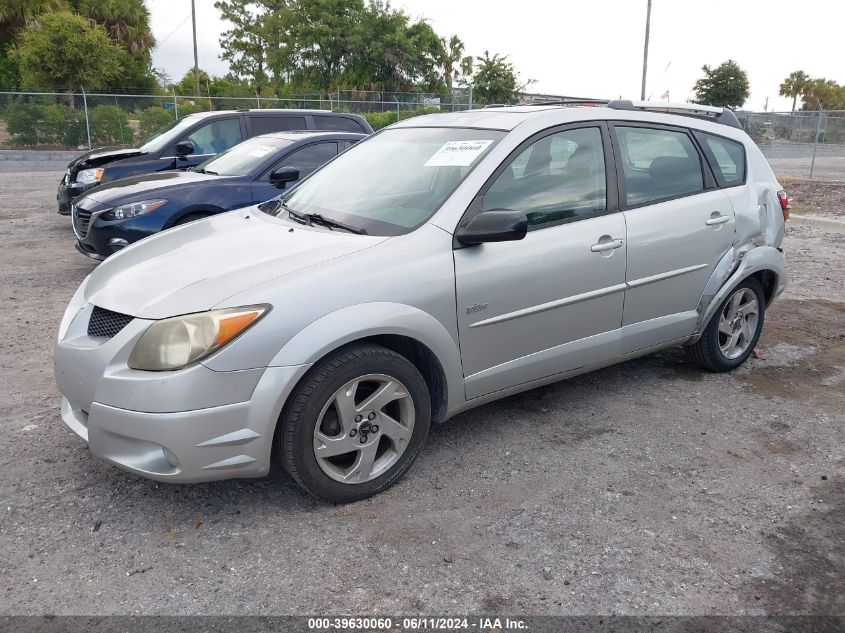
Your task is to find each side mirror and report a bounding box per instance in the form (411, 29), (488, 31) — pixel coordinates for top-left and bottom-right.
(175, 140), (194, 158)
(269, 166), (300, 188)
(455, 209), (528, 245)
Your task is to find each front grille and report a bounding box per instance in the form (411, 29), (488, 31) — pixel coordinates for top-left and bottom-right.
(72, 204), (92, 238)
(87, 306), (133, 339)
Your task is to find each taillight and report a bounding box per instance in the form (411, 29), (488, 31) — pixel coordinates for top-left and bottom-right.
(777, 190), (790, 221)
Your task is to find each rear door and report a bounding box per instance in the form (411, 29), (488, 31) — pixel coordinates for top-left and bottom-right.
(246, 114), (309, 137)
(611, 123), (735, 353)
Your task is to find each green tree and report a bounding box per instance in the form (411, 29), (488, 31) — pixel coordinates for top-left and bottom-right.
(800, 78), (845, 111)
(215, 0), (271, 95)
(440, 35), (472, 99)
(779, 70), (810, 113)
(11, 11), (124, 93)
(0, 0), (67, 46)
(472, 51), (525, 105)
(72, 0), (154, 55)
(692, 59), (749, 109)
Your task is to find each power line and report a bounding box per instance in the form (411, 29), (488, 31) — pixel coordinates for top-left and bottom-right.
(156, 11), (191, 47)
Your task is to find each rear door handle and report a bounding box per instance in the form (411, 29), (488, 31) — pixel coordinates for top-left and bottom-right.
(706, 215), (731, 226)
(591, 239), (624, 252)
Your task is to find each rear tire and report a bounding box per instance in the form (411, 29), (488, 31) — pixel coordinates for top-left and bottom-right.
(687, 276), (765, 372)
(277, 344), (431, 503)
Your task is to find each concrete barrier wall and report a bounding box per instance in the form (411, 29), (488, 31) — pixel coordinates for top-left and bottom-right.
(0, 149), (81, 172)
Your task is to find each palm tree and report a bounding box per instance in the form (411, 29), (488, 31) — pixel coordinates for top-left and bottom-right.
(0, 0), (67, 45)
(440, 35), (472, 103)
(75, 0), (154, 55)
(779, 70), (810, 113)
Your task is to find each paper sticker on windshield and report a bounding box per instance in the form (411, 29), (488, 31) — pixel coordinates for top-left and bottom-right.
(248, 145), (275, 158)
(424, 140), (494, 167)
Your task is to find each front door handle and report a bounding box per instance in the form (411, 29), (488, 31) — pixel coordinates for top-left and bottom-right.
(706, 214), (731, 226)
(591, 239), (624, 252)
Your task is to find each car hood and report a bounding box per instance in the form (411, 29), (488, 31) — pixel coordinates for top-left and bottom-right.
(70, 146), (145, 171)
(83, 170), (226, 204)
(84, 207), (388, 319)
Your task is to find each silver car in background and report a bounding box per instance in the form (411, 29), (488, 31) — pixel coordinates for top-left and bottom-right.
(55, 101), (788, 502)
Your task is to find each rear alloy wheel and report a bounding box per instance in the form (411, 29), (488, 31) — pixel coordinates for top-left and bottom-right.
(278, 345), (431, 502)
(688, 276), (766, 372)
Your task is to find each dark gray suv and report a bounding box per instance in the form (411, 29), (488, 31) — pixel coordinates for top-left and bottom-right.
(56, 109), (372, 214)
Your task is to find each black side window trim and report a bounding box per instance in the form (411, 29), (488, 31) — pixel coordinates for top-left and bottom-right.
(608, 121), (718, 211)
(457, 121), (619, 236)
(692, 130), (747, 189)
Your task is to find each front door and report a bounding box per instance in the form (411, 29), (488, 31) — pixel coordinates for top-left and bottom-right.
(611, 124), (736, 353)
(251, 141), (339, 203)
(454, 124), (627, 400)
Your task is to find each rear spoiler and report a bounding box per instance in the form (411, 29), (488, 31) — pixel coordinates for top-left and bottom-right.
(607, 100), (742, 129)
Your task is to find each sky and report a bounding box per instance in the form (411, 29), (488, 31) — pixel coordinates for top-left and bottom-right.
(149, 0), (844, 111)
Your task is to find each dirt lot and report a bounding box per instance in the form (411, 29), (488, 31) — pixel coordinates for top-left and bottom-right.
(0, 174), (843, 616)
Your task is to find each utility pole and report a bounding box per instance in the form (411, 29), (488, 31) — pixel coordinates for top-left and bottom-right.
(191, 0), (200, 97)
(640, 0), (652, 101)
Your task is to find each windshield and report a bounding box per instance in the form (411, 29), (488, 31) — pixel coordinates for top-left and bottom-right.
(136, 116), (198, 153)
(197, 136), (292, 176)
(282, 127), (505, 235)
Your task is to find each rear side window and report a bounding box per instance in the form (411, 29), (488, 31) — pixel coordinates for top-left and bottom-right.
(314, 115), (365, 133)
(616, 126), (703, 206)
(701, 133), (745, 185)
(250, 116), (307, 135)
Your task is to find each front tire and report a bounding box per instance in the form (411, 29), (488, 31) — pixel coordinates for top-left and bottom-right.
(688, 276), (765, 372)
(277, 344), (431, 503)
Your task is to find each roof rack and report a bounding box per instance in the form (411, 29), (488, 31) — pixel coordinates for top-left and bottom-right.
(606, 99), (742, 129)
(524, 98), (609, 107)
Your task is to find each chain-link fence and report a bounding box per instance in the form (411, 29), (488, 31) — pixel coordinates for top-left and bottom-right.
(2, 90), (841, 181)
(737, 110), (845, 181)
(0, 89), (472, 151)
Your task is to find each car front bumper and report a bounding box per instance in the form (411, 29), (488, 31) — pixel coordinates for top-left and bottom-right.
(58, 179), (94, 215)
(55, 300), (310, 482)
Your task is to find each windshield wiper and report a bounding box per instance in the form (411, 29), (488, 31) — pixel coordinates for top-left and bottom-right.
(286, 207), (367, 235)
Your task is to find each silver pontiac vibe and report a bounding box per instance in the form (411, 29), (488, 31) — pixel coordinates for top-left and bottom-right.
(55, 102), (788, 502)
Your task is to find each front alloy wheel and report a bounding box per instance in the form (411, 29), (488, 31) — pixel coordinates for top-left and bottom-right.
(278, 344), (431, 502)
(313, 374), (415, 484)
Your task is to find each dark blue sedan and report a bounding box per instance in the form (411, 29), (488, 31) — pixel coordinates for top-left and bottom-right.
(71, 130), (365, 260)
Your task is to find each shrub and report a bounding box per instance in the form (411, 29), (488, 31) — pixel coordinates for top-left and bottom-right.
(88, 104), (134, 146)
(362, 111), (397, 130)
(2, 101), (87, 147)
(137, 106), (175, 142)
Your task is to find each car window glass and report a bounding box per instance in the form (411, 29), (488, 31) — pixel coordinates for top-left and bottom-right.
(616, 126), (703, 206)
(483, 127), (607, 226)
(273, 142), (338, 181)
(282, 127), (505, 236)
(198, 136), (291, 177)
(703, 134), (745, 184)
(314, 115), (365, 132)
(182, 118), (242, 155)
(250, 116), (307, 135)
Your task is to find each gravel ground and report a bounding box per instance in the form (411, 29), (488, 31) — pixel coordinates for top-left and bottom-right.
(0, 173), (843, 616)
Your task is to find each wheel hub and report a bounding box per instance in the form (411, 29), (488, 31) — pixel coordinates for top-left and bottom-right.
(349, 411), (380, 443)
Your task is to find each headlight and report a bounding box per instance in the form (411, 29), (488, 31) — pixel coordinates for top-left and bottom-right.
(77, 168), (104, 185)
(128, 305), (270, 371)
(101, 199), (167, 221)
